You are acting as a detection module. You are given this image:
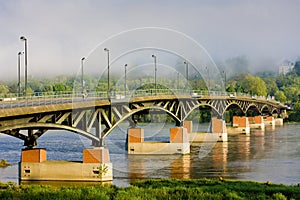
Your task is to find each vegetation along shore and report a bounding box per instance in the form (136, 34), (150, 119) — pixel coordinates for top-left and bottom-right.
(0, 178), (299, 199)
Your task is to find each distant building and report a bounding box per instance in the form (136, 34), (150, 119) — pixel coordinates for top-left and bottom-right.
(278, 61), (294, 75)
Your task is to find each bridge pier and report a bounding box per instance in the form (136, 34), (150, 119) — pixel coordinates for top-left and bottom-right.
(19, 147), (113, 182)
(127, 127), (190, 154)
(264, 116), (275, 128)
(248, 116), (265, 130)
(275, 118), (284, 126)
(189, 118), (228, 142)
(227, 116), (250, 135)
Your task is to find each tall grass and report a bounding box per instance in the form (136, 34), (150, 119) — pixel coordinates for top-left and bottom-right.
(0, 179), (299, 200)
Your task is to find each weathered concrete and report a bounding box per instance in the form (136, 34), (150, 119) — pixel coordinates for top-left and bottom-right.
(189, 132), (228, 142)
(189, 118), (228, 142)
(248, 116), (265, 130)
(183, 120), (193, 133)
(275, 118), (284, 126)
(264, 116), (275, 128)
(127, 127), (190, 154)
(19, 148), (113, 182)
(228, 116), (250, 135)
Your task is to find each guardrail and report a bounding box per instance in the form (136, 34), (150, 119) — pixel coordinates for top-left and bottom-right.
(0, 89), (278, 110)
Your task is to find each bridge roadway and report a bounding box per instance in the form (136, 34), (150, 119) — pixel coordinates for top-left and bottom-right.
(0, 89), (287, 148)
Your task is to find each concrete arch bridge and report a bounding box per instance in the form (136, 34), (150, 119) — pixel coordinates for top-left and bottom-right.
(0, 90), (287, 148)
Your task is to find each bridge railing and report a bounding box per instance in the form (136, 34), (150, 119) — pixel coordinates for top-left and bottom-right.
(0, 89), (277, 110)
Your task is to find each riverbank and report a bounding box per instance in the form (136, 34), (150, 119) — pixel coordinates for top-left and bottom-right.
(1, 178), (299, 199)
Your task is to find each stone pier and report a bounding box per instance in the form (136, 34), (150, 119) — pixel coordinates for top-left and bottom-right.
(264, 116), (275, 128)
(19, 148), (113, 182)
(275, 118), (284, 126)
(189, 118), (228, 142)
(248, 116), (265, 130)
(227, 116), (250, 135)
(127, 127), (190, 154)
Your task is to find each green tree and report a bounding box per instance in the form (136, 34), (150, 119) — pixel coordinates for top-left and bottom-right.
(263, 77), (278, 96)
(0, 84), (9, 97)
(274, 90), (286, 103)
(282, 86), (299, 102)
(240, 75), (267, 96)
(294, 61), (300, 76)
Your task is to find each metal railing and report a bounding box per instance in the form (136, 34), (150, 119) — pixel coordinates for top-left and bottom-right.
(0, 89), (278, 110)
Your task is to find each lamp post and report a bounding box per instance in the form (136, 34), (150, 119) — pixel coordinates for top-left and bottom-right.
(124, 64), (127, 97)
(81, 57), (85, 95)
(151, 54), (157, 95)
(223, 70), (226, 91)
(17, 51), (23, 97)
(20, 36), (28, 97)
(206, 66), (210, 90)
(184, 60), (188, 83)
(104, 48), (110, 99)
(177, 72), (180, 89)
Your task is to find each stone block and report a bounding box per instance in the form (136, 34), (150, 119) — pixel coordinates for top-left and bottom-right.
(170, 127), (188, 143)
(83, 148), (110, 163)
(127, 128), (144, 143)
(183, 120), (193, 133)
(21, 148), (46, 163)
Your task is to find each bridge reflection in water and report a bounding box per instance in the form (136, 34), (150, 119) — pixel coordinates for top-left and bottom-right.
(1, 124), (300, 186)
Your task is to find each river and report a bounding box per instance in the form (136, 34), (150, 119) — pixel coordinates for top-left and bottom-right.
(0, 123), (299, 186)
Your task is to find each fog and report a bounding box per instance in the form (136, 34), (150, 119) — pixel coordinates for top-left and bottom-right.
(0, 0), (300, 81)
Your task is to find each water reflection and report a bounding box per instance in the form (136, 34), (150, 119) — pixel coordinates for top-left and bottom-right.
(0, 124), (300, 186)
(170, 154), (190, 179)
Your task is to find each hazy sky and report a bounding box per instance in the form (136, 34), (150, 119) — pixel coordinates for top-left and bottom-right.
(1, 0), (300, 81)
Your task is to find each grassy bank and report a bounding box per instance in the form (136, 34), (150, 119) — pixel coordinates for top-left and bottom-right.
(1, 179), (300, 199)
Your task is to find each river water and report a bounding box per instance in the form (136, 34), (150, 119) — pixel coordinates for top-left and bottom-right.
(0, 123), (299, 186)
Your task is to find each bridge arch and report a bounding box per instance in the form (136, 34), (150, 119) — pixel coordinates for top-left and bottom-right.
(245, 104), (261, 116)
(224, 102), (245, 115)
(103, 106), (181, 139)
(2, 123), (101, 146)
(183, 103), (221, 121)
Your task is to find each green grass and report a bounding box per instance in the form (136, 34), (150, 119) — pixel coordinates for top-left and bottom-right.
(0, 178), (299, 200)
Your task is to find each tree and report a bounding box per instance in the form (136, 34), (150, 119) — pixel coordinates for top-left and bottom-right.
(274, 90), (286, 103)
(240, 75), (267, 96)
(0, 84), (9, 97)
(263, 77), (278, 96)
(294, 61), (300, 76)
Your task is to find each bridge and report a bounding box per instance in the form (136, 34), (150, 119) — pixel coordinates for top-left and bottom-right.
(0, 89), (287, 148)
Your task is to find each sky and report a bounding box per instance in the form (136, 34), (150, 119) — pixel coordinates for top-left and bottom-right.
(0, 0), (300, 81)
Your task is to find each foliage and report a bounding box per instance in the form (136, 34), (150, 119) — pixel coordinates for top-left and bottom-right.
(0, 159), (11, 167)
(294, 61), (300, 76)
(0, 179), (299, 199)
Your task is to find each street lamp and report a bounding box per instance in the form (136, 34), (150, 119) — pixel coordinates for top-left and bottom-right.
(223, 70), (226, 91)
(177, 72), (180, 89)
(151, 54), (157, 95)
(17, 51), (24, 97)
(124, 64), (127, 97)
(20, 36), (28, 97)
(81, 57), (85, 95)
(184, 60), (188, 83)
(104, 48), (110, 99)
(206, 66), (210, 90)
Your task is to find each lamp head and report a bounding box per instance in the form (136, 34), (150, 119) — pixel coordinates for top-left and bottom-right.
(152, 54), (155, 58)
(20, 36), (27, 41)
(125, 64), (127, 67)
(104, 48), (109, 52)
(81, 57), (85, 61)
